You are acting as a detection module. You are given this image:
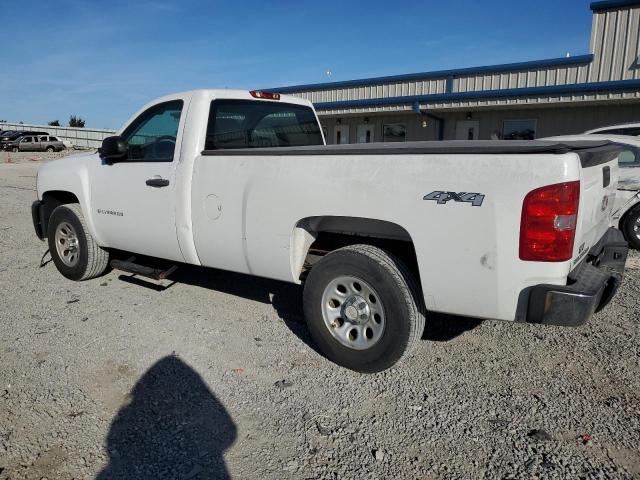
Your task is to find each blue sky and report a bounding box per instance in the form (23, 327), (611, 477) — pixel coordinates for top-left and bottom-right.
(1, 0), (594, 128)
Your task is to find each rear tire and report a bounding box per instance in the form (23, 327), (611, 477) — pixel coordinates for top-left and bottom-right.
(46, 146), (55, 152)
(47, 203), (110, 281)
(303, 244), (426, 373)
(622, 205), (640, 250)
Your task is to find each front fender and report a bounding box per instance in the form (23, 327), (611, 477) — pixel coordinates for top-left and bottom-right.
(36, 153), (104, 245)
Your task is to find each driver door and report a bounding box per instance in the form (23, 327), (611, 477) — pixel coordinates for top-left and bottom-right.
(90, 99), (186, 262)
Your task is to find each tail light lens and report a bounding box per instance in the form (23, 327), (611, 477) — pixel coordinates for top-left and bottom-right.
(519, 181), (580, 262)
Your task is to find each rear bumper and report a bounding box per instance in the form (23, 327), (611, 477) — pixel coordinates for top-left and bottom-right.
(520, 228), (628, 326)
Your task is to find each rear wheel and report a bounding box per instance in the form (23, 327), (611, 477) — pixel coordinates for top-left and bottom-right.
(47, 203), (110, 280)
(622, 205), (640, 250)
(303, 244), (425, 373)
(46, 146), (55, 152)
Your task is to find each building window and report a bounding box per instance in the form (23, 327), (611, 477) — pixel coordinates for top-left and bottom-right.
(383, 123), (406, 142)
(502, 119), (537, 140)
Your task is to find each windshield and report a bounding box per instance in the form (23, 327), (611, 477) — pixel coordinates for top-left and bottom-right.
(205, 100), (323, 149)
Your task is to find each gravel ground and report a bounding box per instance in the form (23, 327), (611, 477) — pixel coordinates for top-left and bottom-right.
(0, 157), (639, 479)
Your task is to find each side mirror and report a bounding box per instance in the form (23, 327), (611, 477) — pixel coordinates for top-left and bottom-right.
(99, 136), (127, 161)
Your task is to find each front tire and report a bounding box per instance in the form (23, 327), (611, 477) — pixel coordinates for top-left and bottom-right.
(622, 205), (640, 249)
(46, 146), (55, 152)
(303, 244), (426, 373)
(47, 203), (110, 280)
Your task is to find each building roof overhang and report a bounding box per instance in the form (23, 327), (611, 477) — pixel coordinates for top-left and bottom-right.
(266, 55), (594, 94)
(312, 79), (640, 111)
(590, 0), (640, 12)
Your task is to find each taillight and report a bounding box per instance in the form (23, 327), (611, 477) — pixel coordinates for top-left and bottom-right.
(249, 90), (280, 100)
(519, 181), (580, 262)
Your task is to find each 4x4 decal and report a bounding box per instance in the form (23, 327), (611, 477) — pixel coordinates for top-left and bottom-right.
(423, 191), (485, 207)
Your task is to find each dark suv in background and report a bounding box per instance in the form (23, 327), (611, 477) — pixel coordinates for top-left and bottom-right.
(1, 130), (49, 150)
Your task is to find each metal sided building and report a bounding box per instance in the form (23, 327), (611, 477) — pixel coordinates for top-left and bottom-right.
(268, 0), (640, 144)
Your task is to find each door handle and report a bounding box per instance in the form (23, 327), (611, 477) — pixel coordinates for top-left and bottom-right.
(145, 178), (170, 187)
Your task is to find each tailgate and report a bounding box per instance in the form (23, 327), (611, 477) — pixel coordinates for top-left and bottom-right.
(574, 146), (622, 263)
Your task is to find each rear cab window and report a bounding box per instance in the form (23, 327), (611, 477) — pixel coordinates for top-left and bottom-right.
(205, 100), (323, 150)
(618, 148), (640, 167)
(597, 127), (640, 136)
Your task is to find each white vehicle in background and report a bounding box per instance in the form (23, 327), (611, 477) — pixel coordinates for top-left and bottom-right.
(584, 122), (640, 137)
(544, 135), (640, 249)
(31, 89), (629, 372)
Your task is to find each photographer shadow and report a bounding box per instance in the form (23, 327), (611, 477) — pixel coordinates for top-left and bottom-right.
(96, 355), (236, 480)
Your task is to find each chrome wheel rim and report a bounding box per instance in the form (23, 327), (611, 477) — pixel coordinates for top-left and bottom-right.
(321, 275), (385, 350)
(54, 222), (80, 267)
(634, 216), (640, 241)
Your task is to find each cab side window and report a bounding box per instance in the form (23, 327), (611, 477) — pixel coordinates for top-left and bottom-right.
(121, 100), (184, 162)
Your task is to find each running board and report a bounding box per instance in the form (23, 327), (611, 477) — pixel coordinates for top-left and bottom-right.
(110, 257), (178, 281)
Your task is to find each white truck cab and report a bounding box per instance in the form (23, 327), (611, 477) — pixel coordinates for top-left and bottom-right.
(32, 90), (629, 372)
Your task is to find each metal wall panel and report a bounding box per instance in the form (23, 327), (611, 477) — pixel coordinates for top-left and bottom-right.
(287, 78), (447, 105)
(589, 4), (640, 81)
(453, 63), (592, 93)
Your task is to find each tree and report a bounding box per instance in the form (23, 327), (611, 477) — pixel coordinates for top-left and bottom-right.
(69, 115), (85, 128)
(48, 120), (60, 126)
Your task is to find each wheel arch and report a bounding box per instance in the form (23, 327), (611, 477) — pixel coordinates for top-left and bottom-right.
(40, 190), (80, 238)
(291, 215), (422, 286)
(618, 199), (640, 247)
(618, 198), (640, 230)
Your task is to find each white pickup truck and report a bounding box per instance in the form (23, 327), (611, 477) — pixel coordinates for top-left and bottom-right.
(32, 89), (629, 372)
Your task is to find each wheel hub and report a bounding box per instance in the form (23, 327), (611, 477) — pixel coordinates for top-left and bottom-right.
(54, 222), (80, 267)
(321, 275), (385, 350)
(342, 295), (370, 324)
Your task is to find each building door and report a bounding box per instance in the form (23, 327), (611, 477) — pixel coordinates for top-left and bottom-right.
(455, 121), (480, 140)
(356, 124), (375, 143)
(334, 125), (350, 144)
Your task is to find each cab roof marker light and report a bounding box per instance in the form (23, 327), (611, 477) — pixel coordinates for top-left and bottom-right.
(250, 90), (280, 100)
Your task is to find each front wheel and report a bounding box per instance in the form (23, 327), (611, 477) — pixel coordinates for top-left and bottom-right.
(622, 205), (640, 249)
(12, 147), (18, 152)
(303, 244), (425, 373)
(47, 203), (110, 280)
(46, 146), (55, 152)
